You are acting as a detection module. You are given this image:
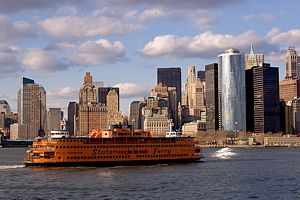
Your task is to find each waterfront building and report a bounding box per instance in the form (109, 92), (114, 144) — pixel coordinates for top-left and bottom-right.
(67, 102), (78, 135)
(182, 66), (206, 120)
(143, 114), (172, 137)
(157, 67), (181, 103)
(279, 78), (300, 102)
(10, 123), (27, 140)
(47, 108), (62, 132)
(245, 63), (280, 133)
(264, 136), (300, 147)
(245, 44), (264, 70)
(205, 63), (219, 131)
(285, 47), (299, 79)
(291, 98), (300, 133)
(17, 77), (46, 139)
(218, 48), (246, 131)
(78, 72), (107, 136)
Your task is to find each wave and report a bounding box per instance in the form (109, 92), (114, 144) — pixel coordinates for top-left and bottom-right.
(0, 165), (25, 170)
(212, 148), (238, 159)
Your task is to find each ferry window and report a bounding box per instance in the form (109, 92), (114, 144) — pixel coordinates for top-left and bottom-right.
(67, 156), (69, 159)
(87, 156), (90, 159)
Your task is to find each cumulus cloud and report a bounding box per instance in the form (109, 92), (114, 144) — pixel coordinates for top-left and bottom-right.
(22, 48), (71, 72)
(141, 30), (279, 59)
(113, 83), (150, 99)
(0, 45), (24, 78)
(267, 28), (300, 45)
(47, 87), (77, 100)
(105, 0), (245, 10)
(74, 39), (125, 66)
(40, 14), (141, 40)
(0, 15), (35, 44)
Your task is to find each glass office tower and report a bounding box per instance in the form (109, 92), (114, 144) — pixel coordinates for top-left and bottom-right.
(218, 49), (246, 131)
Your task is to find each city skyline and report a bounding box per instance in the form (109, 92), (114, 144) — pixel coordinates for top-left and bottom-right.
(0, 1), (300, 114)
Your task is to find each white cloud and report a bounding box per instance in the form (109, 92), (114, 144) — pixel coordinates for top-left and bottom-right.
(105, 0), (245, 10)
(141, 30), (277, 59)
(40, 15), (141, 40)
(267, 28), (300, 45)
(22, 48), (70, 72)
(113, 83), (150, 99)
(243, 14), (255, 22)
(74, 39), (125, 66)
(47, 87), (77, 99)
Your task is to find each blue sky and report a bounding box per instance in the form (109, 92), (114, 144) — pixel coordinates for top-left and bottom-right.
(0, 0), (299, 116)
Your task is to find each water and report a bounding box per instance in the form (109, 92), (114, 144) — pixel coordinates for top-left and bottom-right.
(0, 147), (300, 199)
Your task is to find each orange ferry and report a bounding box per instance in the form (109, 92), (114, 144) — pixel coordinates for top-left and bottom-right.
(24, 125), (204, 167)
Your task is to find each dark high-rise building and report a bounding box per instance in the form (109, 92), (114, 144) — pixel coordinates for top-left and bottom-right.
(157, 67), (181, 103)
(129, 101), (140, 129)
(245, 69), (254, 132)
(246, 63), (280, 133)
(197, 70), (205, 82)
(98, 87), (120, 110)
(205, 63), (219, 131)
(67, 102), (78, 135)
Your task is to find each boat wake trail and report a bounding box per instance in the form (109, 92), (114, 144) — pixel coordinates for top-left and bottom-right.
(212, 148), (237, 159)
(0, 165), (25, 170)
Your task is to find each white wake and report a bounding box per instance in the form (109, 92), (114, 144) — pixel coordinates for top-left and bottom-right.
(212, 147), (237, 159)
(0, 165), (25, 170)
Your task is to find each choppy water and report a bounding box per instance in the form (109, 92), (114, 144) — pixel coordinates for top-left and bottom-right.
(0, 147), (300, 199)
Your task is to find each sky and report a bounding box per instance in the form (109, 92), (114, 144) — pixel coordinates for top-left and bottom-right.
(0, 0), (299, 117)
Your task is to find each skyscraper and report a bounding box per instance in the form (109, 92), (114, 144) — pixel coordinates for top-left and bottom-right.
(67, 102), (78, 135)
(245, 44), (264, 70)
(0, 100), (11, 114)
(246, 63), (280, 133)
(17, 77), (46, 139)
(218, 49), (246, 131)
(285, 47), (299, 79)
(205, 63), (219, 131)
(47, 108), (62, 131)
(106, 89), (124, 125)
(98, 87), (120, 109)
(183, 66), (205, 119)
(279, 78), (300, 102)
(157, 67), (181, 103)
(78, 72), (107, 136)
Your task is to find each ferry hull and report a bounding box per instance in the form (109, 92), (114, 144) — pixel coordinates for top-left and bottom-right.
(25, 158), (203, 167)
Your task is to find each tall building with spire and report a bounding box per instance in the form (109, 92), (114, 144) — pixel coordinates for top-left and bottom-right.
(218, 49), (246, 131)
(15, 77), (46, 139)
(245, 44), (264, 70)
(182, 66), (205, 120)
(78, 72), (107, 136)
(285, 47), (299, 79)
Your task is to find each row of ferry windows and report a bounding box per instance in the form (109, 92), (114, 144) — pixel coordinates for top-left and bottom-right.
(56, 144), (193, 149)
(66, 154), (188, 160)
(59, 139), (190, 142)
(67, 155), (130, 160)
(136, 154), (188, 158)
